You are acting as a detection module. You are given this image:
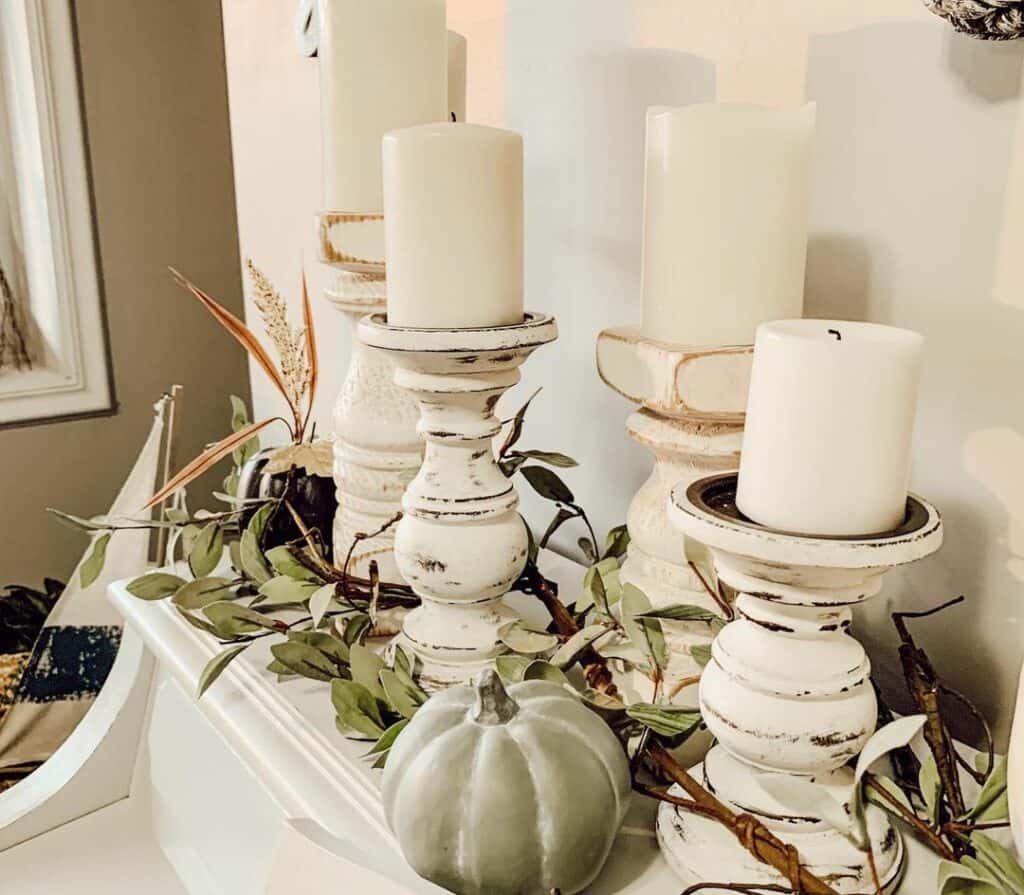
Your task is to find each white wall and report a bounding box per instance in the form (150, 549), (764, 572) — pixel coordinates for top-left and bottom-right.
(223, 0), (1024, 745)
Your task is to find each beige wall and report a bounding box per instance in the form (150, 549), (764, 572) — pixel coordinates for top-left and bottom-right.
(224, 1), (1024, 745)
(0, 1), (250, 587)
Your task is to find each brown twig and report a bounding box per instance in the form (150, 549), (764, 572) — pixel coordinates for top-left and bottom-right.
(689, 561), (734, 621)
(864, 773), (955, 861)
(667, 674), (703, 702)
(643, 744), (839, 895)
(680, 886), (794, 895)
(892, 596), (968, 853)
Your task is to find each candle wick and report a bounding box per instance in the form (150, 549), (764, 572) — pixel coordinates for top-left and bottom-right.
(828, 329), (842, 341)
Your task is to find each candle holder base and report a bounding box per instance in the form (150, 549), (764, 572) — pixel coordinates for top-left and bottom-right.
(358, 312), (558, 687)
(597, 328), (750, 697)
(319, 213), (422, 587)
(659, 472), (942, 894)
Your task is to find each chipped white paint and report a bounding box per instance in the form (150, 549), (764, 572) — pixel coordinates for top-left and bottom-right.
(596, 327), (749, 693)
(319, 214), (422, 583)
(358, 313), (558, 688)
(658, 473), (944, 894)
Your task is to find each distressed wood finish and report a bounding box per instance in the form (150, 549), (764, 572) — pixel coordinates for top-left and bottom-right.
(596, 327), (750, 693)
(317, 211), (386, 274)
(319, 217), (422, 586)
(658, 473), (944, 894)
(358, 313), (558, 688)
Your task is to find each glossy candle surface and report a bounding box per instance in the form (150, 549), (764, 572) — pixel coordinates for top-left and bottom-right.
(736, 319), (923, 536)
(383, 123), (524, 329)
(641, 103), (815, 346)
(318, 0), (446, 212)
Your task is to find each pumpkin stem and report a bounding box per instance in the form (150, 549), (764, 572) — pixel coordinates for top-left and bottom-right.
(471, 669), (519, 725)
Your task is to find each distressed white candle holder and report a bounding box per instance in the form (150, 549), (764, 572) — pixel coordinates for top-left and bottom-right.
(596, 327), (751, 692)
(357, 312), (558, 688)
(659, 472), (943, 894)
(317, 212), (422, 582)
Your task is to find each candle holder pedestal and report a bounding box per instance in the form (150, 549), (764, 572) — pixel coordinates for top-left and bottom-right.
(318, 213), (422, 584)
(596, 328), (751, 693)
(659, 473), (943, 894)
(357, 313), (558, 688)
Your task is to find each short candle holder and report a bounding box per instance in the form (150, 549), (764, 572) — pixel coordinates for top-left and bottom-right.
(658, 473), (943, 894)
(596, 327), (751, 693)
(317, 212), (422, 583)
(357, 312), (558, 688)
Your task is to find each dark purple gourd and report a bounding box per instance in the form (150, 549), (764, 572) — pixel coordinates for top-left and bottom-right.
(236, 447), (338, 562)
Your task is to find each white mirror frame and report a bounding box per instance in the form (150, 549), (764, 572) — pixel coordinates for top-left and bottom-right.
(0, 0), (111, 426)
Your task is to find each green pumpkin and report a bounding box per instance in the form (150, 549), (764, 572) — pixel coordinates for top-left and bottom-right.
(381, 670), (631, 895)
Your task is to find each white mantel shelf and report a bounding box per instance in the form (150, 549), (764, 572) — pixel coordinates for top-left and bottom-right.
(2, 552), (943, 894)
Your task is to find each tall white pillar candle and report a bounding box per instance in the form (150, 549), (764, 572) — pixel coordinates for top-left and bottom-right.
(383, 124), (524, 328)
(736, 319), (924, 536)
(641, 103), (815, 346)
(448, 31), (467, 123)
(318, 0), (447, 212)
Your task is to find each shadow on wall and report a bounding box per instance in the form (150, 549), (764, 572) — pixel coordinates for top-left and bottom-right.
(504, 0), (715, 558)
(805, 19), (1024, 745)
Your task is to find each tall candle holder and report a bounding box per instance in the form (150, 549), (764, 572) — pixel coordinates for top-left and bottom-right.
(317, 213), (423, 583)
(658, 472), (943, 894)
(596, 327), (751, 693)
(357, 312), (558, 688)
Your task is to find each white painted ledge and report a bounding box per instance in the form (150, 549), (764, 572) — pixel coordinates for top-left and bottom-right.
(0, 551), (944, 893)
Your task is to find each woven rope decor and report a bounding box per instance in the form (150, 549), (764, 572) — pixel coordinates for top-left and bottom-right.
(925, 0), (1024, 39)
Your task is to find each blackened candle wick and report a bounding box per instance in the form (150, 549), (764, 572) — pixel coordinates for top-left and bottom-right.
(828, 328), (842, 341)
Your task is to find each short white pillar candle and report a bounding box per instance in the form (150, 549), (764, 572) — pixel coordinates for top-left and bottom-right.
(640, 103), (816, 347)
(736, 319), (924, 536)
(383, 123), (524, 329)
(318, 0), (447, 212)
(448, 31), (467, 123)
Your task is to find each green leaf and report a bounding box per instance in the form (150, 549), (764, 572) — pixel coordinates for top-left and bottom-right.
(175, 606), (224, 637)
(602, 524), (630, 560)
(229, 539), (243, 575)
(270, 640), (340, 681)
(514, 450), (578, 468)
(578, 687), (628, 722)
(127, 572), (186, 601)
(340, 613), (372, 646)
(257, 575), (319, 606)
(289, 630), (350, 669)
(551, 624), (609, 669)
(80, 532), (111, 588)
(265, 545), (323, 583)
(240, 529), (273, 584)
(853, 714), (927, 783)
(197, 644), (248, 697)
(247, 502), (275, 543)
(331, 679), (385, 738)
(635, 604), (718, 623)
(621, 583), (667, 670)
(350, 643), (387, 702)
(971, 832), (1024, 894)
(172, 577), (234, 610)
(308, 583), (336, 628)
(497, 620), (558, 654)
(757, 774), (860, 847)
(48, 508), (111, 532)
(365, 718), (410, 758)
(938, 859), (1002, 895)
(229, 394), (250, 431)
(520, 465), (575, 504)
(495, 654), (532, 683)
(626, 703), (702, 738)
(523, 660), (569, 686)
(578, 537), (598, 564)
(188, 522), (224, 579)
(967, 758), (1009, 823)
(919, 753), (942, 826)
(203, 601), (278, 637)
(379, 668), (423, 719)
(499, 387), (540, 456)
(690, 643), (712, 667)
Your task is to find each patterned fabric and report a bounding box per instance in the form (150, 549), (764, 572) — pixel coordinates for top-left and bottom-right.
(924, 0), (1024, 39)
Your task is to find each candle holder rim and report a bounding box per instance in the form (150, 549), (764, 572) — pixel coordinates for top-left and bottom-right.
(357, 311), (558, 353)
(670, 472), (942, 568)
(598, 323), (755, 355)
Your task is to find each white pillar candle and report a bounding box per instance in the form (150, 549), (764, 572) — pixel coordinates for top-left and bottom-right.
(641, 103), (816, 347)
(318, 0), (447, 212)
(736, 319), (924, 536)
(383, 123), (524, 329)
(447, 31), (467, 123)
